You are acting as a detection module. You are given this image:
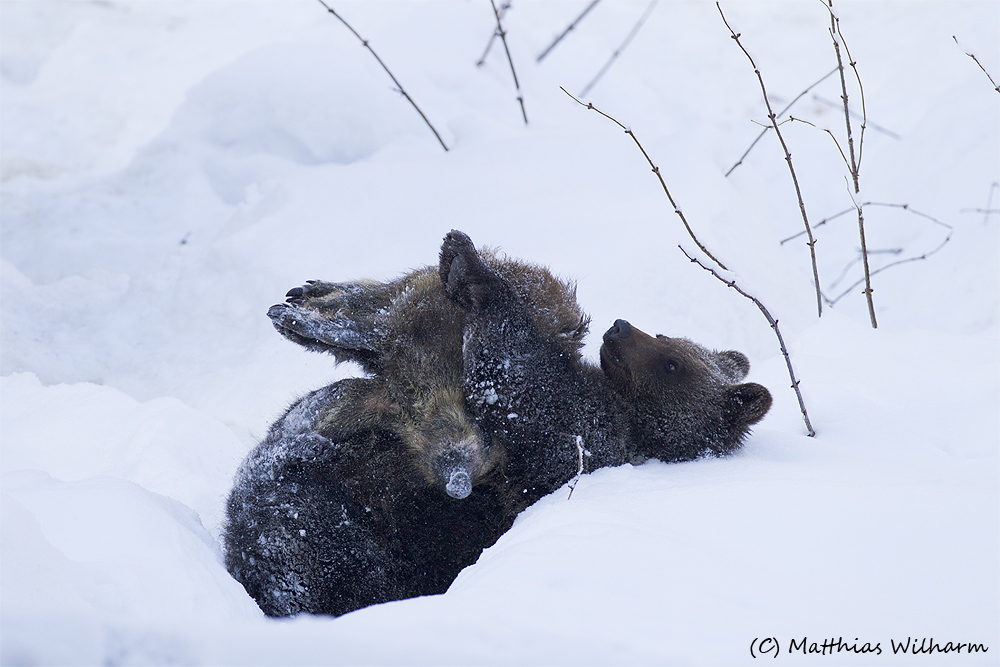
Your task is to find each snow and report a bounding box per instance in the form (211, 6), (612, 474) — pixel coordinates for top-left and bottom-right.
(1, 0), (997, 664)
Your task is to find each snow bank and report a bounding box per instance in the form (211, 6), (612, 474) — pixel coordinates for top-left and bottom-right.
(2, 1), (997, 664)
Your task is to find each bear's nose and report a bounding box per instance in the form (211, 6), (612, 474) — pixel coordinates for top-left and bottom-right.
(605, 319), (632, 341)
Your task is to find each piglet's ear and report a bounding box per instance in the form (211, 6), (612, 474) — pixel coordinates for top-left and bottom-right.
(724, 382), (772, 428)
(716, 350), (750, 382)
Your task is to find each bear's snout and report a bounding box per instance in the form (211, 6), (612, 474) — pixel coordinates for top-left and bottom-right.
(604, 319), (633, 342)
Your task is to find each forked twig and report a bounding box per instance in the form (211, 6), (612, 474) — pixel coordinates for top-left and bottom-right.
(476, 1), (510, 66)
(779, 206), (853, 245)
(718, 3), (823, 318)
(786, 115), (849, 167)
(680, 247), (815, 437)
(491, 0), (528, 124)
(561, 88), (815, 436)
(783, 201), (952, 306)
(782, 201), (948, 243)
(315, 0), (449, 152)
(825, 0), (875, 327)
(953, 35), (1000, 93)
(561, 88), (728, 270)
(827, 248), (901, 293)
(962, 182), (1000, 224)
(725, 66), (839, 177)
(812, 95), (900, 140)
(537, 0), (602, 63)
(580, 0), (658, 97)
(827, 228), (952, 306)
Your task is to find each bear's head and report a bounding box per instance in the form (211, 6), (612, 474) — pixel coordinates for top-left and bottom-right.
(599, 319), (772, 459)
(402, 388), (503, 500)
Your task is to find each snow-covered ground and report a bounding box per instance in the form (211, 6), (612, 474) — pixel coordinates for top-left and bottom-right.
(2, 1), (997, 664)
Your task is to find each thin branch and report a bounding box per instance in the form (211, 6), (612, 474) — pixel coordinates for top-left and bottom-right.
(537, 0), (602, 63)
(561, 88), (728, 270)
(476, 1), (510, 67)
(969, 182), (1000, 224)
(782, 200), (950, 245)
(830, 8), (867, 171)
(780, 206), (853, 245)
(953, 35), (1000, 93)
(827, 247), (902, 293)
(827, 229), (952, 306)
(828, 9), (859, 192)
(864, 201), (951, 229)
(566, 435), (586, 499)
(491, 0), (528, 124)
(824, 0), (874, 327)
(315, 0), (449, 152)
(961, 181), (1000, 224)
(725, 66), (839, 177)
(718, 3), (823, 318)
(812, 95), (900, 140)
(680, 246), (816, 437)
(580, 0), (658, 97)
(786, 115), (851, 170)
(798, 202), (953, 306)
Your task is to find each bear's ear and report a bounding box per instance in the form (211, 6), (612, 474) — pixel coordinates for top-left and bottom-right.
(724, 382), (772, 428)
(716, 350), (751, 382)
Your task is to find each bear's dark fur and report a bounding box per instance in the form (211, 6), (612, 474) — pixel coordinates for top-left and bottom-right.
(438, 230), (772, 505)
(225, 253), (588, 617)
(223, 230), (771, 618)
(224, 379), (518, 617)
(266, 256), (588, 498)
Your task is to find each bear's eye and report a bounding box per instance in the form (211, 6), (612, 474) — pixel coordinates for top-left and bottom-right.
(664, 359), (679, 374)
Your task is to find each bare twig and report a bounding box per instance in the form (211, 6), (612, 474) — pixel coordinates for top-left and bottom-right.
(476, 1), (510, 66)
(537, 0), (601, 63)
(725, 66), (839, 177)
(780, 206), (853, 245)
(786, 115), (850, 168)
(862, 202), (951, 229)
(827, 247), (901, 292)
(825, 0), (875, 327)
(953, 35), (1000, 93)
(829, 6), (867, 171)
(580, 0), (658, 97)
(315, 0), (449, 152)
(561, 88), (728, 270)
(490, 0), (528, 124)
(812, 95), (900, 140)
(718, 3), (823, 318)
(795, 202), (952, 306)
(782, 201), (949, 245)
(680, 247), (816, 437)
(828, 228), (952, 306)
(566, 435), (586, 499)
(963, 182), (1000, 224)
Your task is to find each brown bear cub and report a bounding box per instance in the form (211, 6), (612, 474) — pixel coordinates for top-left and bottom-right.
(223, 231), (771, 618)
(439, 230), (772, 505)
